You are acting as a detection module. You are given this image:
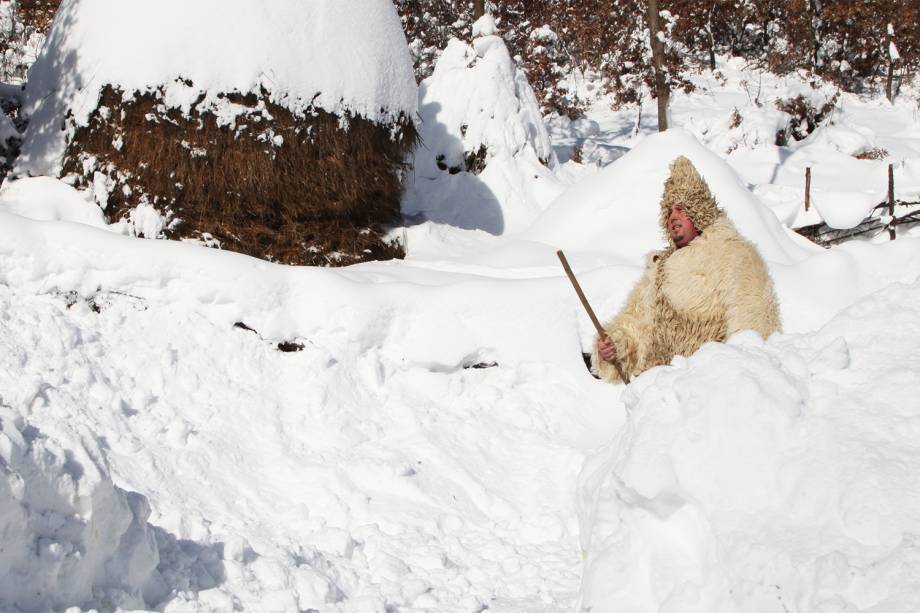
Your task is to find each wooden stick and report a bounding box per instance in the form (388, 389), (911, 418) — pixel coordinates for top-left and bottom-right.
(557, 250), (631, 384)
(804, 167), (811, 212)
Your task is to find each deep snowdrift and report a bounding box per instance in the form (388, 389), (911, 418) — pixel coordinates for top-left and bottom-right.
(1, 126), (919, 610)
(0, 396), (159, 610)
(577, 278), (920, 613)
(524, 129), (814, 265)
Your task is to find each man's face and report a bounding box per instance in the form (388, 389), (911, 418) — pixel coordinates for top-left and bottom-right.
(668, 205), (699, 248)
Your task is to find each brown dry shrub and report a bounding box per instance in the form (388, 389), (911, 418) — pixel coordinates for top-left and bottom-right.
(729, 108), (743, 129)
(774, 92), (839, 144)
(17, 0), (59, 32)
(854, 147), (889, 161)
(63, 84), (417, 266)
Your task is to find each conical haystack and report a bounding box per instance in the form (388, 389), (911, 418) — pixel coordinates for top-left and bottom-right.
(402, 14), (562, 236)
(17, 0), (418, 265)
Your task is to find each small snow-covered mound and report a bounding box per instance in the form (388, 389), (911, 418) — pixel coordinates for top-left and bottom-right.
(576, 278), (920, 612)
(0, 407), (159, 611)
(403, 15), (563, 236)
(0, 176), (106, 226)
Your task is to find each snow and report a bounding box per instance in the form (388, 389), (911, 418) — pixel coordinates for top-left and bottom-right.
(0, 392), (160, 611)
(549, 55), (920, 236)
(0, 109), (18, 147)
(0, 176), (106, 227)
(0, 211), (608, 610)
(810, 189), (885, 229)
(890, 41), (901, 63)
(16, 0), (417, 176)
(3, 118), (920, 610)
(402, 26), (562, 236)
(524, 129), (815, 266)
(577, 279), (920, 613)
(3, 32), (920, 613)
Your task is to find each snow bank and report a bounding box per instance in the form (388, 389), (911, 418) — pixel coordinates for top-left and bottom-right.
(577, 278), (920, 612)
(810, 189), (885, 229)
(402, 16), (563, 236)
(0, 72), (919, 608)
(0, 244), (610, 611)
(0, 406), (158, 611)
(0, 176), (106, 227)
(17, 0), (417, 176)
(524, 129), (817, 266)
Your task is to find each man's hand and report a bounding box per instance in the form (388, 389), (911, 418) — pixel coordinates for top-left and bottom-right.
(598, 335), (618, 363)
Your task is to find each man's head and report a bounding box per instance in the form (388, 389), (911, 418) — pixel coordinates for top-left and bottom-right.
(667, 204), (699, 248)
(658, 156), (723, 249)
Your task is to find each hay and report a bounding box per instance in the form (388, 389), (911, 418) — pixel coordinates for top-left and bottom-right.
(63, 84), (417, 266)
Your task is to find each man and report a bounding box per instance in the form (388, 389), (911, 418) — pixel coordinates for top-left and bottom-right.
(594, 156), (780, 383)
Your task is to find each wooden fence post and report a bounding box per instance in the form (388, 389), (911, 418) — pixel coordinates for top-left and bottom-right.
(804, 167), (811, 212)
(888, 163), (896, 240)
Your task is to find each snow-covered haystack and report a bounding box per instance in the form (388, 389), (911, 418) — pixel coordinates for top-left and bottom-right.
(16, 0), (418, 266)
(0, 407), (159, 611)
(402, 15), (563, 236)
(576, 279), (920, 612)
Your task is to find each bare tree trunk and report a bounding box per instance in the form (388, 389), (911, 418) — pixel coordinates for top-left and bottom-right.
(807, 0), (821, 72)
(886, 61), (895, 103)
(634, 93), (643, 135)
(646, 0), (669, 131)
(707, 2), (716, 71)
(474, 0), (485, 20)
(886, 29), (897, 103)
(9, 0), (18, 37)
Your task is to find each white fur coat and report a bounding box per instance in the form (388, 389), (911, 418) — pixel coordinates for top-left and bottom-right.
(593, 213), (781, 384)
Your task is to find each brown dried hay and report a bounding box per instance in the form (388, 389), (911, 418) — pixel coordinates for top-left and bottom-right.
(63, 84), (417, 266)
(16, 0), (59, 32)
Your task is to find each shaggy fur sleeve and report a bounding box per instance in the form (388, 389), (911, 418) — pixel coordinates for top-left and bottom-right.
(718, 239), (782, 339)
(592, 257), (658, 383)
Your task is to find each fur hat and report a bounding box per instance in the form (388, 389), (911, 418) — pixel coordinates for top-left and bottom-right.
(658, 156), (723, 244)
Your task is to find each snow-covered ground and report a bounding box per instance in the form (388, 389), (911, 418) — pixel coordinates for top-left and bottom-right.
(2, 26), (920, 613)
(549, 57), (920, 238)
(578, 279), (920, 612)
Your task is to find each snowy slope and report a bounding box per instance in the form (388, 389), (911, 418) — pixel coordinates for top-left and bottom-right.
(0, 214), (625, 611)
(3, 18), (920, 607)
(2, 121), (920, 610)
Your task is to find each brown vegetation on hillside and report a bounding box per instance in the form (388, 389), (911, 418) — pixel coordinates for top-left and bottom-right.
(396, 0), (920, 115)
(17, 0), (58, 32)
